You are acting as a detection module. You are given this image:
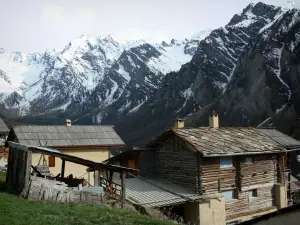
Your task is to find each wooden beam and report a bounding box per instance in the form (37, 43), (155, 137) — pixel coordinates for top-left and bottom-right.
(61, 159), (66, 179)
(94, 169), (99, 186)
(121, 171), (126, 209)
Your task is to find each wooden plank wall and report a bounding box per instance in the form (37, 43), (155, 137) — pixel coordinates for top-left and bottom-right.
(6, 146), (31, 195)
(201, 157), (237, 196)
(154, 135), (199, 193)
(201, 154), (278, 218)
(139, 151), (154, 178)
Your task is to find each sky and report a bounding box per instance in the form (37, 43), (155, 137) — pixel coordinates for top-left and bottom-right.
(0, 0), (299, 53)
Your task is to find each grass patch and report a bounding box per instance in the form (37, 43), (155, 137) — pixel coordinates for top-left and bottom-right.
(0, 172), (172, 225)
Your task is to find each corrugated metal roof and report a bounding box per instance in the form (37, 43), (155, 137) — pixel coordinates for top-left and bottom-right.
(12, 125), (124, 147)
(258, 129), (300, 149)
(123, 177), (202, 207)
(0, 117), (9, 134)
(152, 127), (288, 156)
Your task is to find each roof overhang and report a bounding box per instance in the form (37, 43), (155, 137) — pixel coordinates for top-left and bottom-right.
(7, 141), (137, 174)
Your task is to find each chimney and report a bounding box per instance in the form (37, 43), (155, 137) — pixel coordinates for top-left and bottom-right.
(66, 119), (71, 127)
(174, 118), (185, 129)
(209, 111), (219, 128)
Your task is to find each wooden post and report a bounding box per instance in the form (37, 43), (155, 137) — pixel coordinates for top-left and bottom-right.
(121, 171), (126, 209)
(22, 149), (32, 197)
(61, 159), (65, 179)
(236, 157), (242, 192)
(94, 169), (99, 186)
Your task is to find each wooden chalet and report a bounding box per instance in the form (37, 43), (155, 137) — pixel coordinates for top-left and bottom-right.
(6, 120), (125, 186)
(105, 113), (300, 225)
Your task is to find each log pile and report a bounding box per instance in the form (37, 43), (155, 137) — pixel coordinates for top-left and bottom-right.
(26, 176), (105, 205)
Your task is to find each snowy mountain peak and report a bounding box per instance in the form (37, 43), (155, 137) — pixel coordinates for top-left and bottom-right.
(282, 0), (296, 10)
(190, 29), (212, 41)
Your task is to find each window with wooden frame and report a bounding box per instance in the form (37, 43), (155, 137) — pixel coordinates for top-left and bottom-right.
(220, 156), (233, 168)
(221, 189), (238, 200)
(249, 189), (258, 201)
(244, 156), (253, 164)
(48, 156), (55, 167)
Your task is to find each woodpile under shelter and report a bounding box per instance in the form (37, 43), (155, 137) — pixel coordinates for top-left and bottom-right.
(6, 141), (137, 207)
(6, 123), (125, 185)
(105, 114), (300, 225)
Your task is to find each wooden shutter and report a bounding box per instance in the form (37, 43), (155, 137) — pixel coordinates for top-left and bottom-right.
(48, 156), (55, 167)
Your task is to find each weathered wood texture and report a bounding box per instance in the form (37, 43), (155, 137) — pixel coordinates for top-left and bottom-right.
(139, 151), (154, 177)
(240, 155), (277, 187)
(6, 146), (31, 195)
(201, 157), (237, 196)
(201, 154), (279, 218)
(155, 135), (199, 193)
(27, 176), (105, 204)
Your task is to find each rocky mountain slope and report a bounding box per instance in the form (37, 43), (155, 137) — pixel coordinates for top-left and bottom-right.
(113, 2), (293, 146)
(0, 31), (211, 119)
(186, 7), (300, 139)
(2, 1), (300, 149)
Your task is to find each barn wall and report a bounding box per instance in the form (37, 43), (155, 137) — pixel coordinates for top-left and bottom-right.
(139, 151), (154, 177)
(154, 135), (199, 193)
(201, 154), (279, 220)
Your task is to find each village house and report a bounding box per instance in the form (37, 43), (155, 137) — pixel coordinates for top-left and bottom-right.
(105, 113), (300, 225)
(6, 120), (125, 185)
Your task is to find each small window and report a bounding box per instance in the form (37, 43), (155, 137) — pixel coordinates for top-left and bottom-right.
(48, 156), (55, 167)
(245, 156), (253, 164)
(220, 157), (233, 168)
(221, 189), (237, 200)
(249, 189), (258, 200)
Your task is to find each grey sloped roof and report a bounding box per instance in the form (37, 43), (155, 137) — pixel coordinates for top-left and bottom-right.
(173, 128), (286, 156)
(149, 127), (290, 156)
(12, 125), (124, 147)
(258, 129), (300, 149)
(120, 177), (202, 207)
(0, 117), (9, 134)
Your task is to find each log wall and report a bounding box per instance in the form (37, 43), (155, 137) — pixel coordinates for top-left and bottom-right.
(154, 135), (199, 193)
(201, 157), (237, 196)
(201, 154), (279, 218)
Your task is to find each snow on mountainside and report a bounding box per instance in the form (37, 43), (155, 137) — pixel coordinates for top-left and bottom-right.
(112, 2), (291, 147)
(0, 31), (211, 116)
(185, 7), (300, 137)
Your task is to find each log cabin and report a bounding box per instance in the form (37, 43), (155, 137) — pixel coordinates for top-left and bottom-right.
(6, 120), (125, 185)
(106, 113), (300, 225)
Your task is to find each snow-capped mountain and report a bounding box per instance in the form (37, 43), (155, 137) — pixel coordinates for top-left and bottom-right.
(112, 2), (295, 147)
(0, 30), (211, 117)
(185, 7), (300, 139)
(3, 1), (299, 150)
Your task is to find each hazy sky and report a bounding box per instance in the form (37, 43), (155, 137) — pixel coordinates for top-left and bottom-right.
(0, 0), (298, 53)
